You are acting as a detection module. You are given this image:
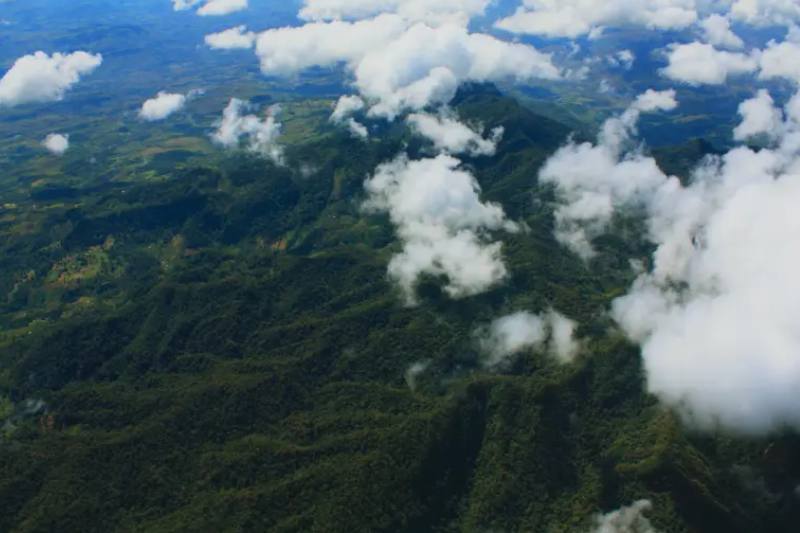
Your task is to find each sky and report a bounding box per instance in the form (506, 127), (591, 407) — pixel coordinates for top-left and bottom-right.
(3, 0), (800, 439)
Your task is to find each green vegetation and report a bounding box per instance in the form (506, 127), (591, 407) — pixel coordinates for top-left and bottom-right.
(1, 86), (799, 532)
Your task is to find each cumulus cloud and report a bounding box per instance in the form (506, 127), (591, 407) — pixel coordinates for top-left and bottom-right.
(700, 14), (744, 49)
(407, 111), (503, 156)
(204, 25), (256, 49)
(363, 154), (518, 303)
(662, 42), (757, 85)
(610, 49), (636, 70)
(212, 98), (283, 163)
(139, 91), (188, 121)
(0, 51), (102, 107)
(252, 15), (559, 120)
(197, 0), (247, 16)
(733, 89), (783, 141)
(590, 500), (658, 533)
(345, 119), (369, 139)
(548, 310), (581, 362)
(543, 78), (800, 434)
(298, 0), (491, 24)
(41, 133), (69, 156)
(758, 39), (800, 83)
(255, 15), (407, 76)
(539, 89), (678, 260)
(729, 0), (800, 27)
(331, 95), (366, 123)
(172, 0), (202, 10)
(477, 309), (580, 367)
(495, 0), (698, 39)
(405, 360), (431, 391)
(330, 95), (369, 138)
(174, 0), (247, 16)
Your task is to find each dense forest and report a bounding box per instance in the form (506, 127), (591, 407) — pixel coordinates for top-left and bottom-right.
(2, 85), (799, 532)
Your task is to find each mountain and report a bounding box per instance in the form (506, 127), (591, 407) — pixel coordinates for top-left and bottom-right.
(2, 87), (799, 532)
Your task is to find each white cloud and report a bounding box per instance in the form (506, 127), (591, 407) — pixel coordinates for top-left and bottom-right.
(330, 95), (369, 138)
(632, 88), (679, 112)
(729, 0), (800, 27)
(407, 111), (503, 156)
(609, 89), (800, 432)
(41, 133), (69, 156)
(172, 0), (202, 10)
(405, 360), (431, 391)
(547, 310), (581, 363)
(758, 39), (800, 83)
(354, 23), (560, 119)
(733, 89), (783, 140)
(139, 91), (188, 121)
(298, 0), (491, 24)
(197, 0), (247, 16)
(611, 49), (636, 69)
(539, 89), (678, 260)
(542, 77), (800, 434)
(590, 500), (658, 533)
(175, 0), (247, 16)
(0, 51), (102, 107)
(346, 118), (369, 138)
(204, 25), (256, 49)
(331, 94), (366, 123)
(212, 98), (284, 163)
(495, 0), (698, 39)
(701, 14), (744, 49)
(477, 309), (580, 366)
(363, 154), (518, 303)
(255, 15), (407, 76)
(479, 311), (548, 366)
(661, 41), (757, 85)
(252, 16), (559, 120)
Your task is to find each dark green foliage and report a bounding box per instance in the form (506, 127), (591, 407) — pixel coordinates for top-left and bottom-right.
(1, 91), (799, 533)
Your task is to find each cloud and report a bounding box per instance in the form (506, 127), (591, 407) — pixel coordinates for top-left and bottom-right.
(700, 14), (744, 49)
(252, 15), (559, 120)
(610, 104), (800, 433)
(0, 51), (102, 107)
(733, 89), (783, 141)
(172, 0), (202, 10)
(298, 0), (491, 24)
(254, 15), (407, 76)
(363, 154), (518, 303)
(758, 39), (800, 83)
(539, 89), (678, 260)
(590, 500), (658, 533)
(610, 49), (636, 69)
(547, 310), (581, 362)
(139, 91), (188, 121)
(407, 111), (503, 156)
(477, 309), (580, 367)
(354, 23), (560, 119)
(479, 311), (548, 366)
(205, 25), (256, 49)
(331, 95), (366, 123)
(729, 0), (800, 27)
(543, 77), (800, 434)
(197, 0), (247, 16)
(405, 360), (431, 391)
(495, 0), (698, 39)
(212, 98), (284, 164)
(41, 133), (69, 156)
(661, 42), (757, 85)
(330, 95), (369, 138)
(175, 0), (247, 16)
(345, 118), (369, 139)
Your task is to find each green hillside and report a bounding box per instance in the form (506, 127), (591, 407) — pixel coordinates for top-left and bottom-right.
(2, 88), (799, 532)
